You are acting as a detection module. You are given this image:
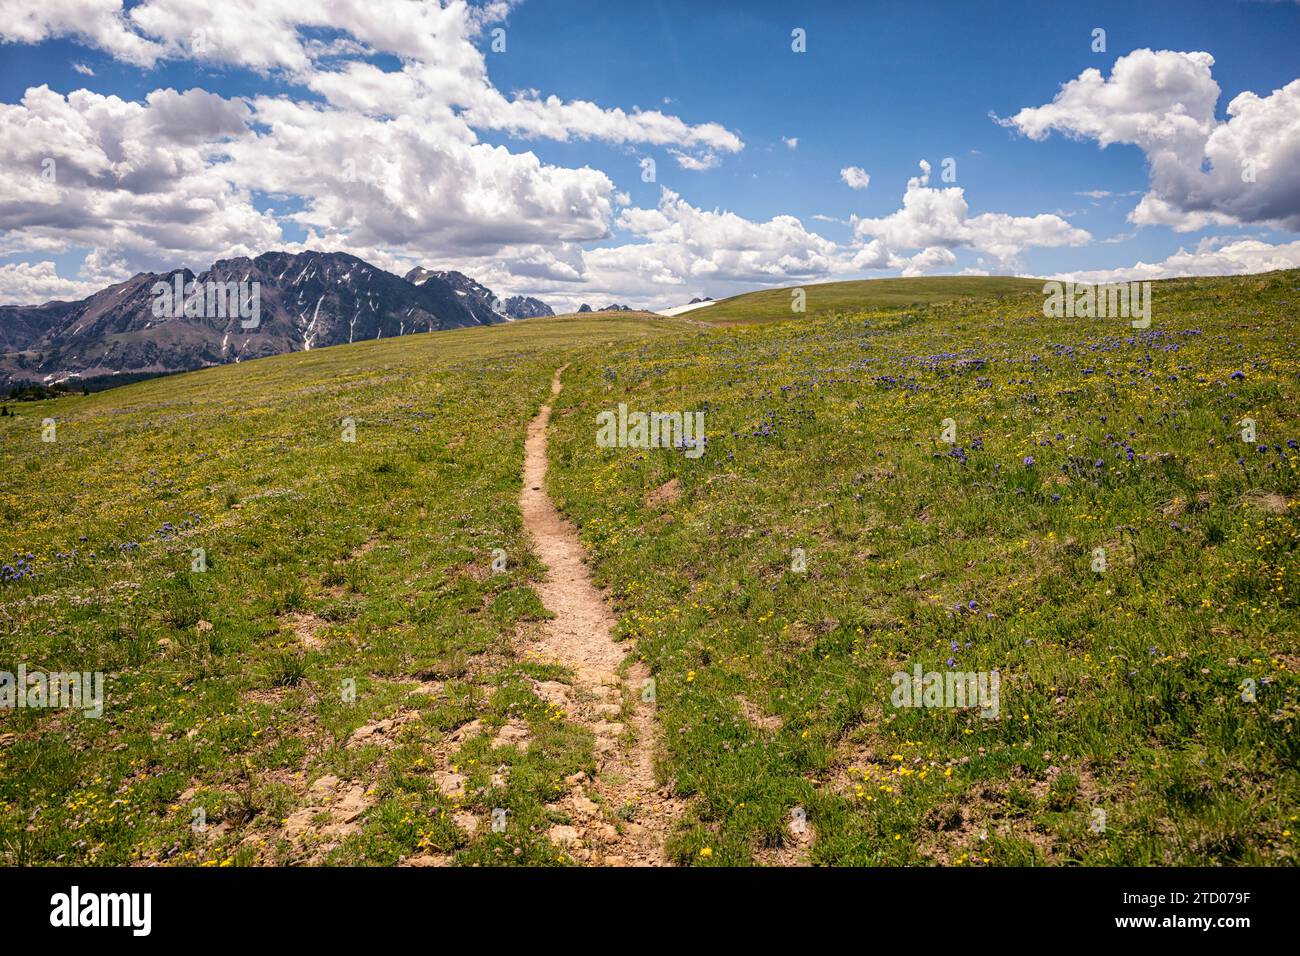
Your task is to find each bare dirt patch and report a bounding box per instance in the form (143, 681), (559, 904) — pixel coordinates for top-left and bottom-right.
(348, 709), (420, 749)
(1244, 491), (1289, 514)
(281, 611), (327, 650)
(279, 773), (376, 859)
(736, 694), (783, 732)
(646, 477), (682, 508)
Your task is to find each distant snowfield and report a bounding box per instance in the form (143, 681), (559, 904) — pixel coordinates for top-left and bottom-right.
(656, 299), (718, 317)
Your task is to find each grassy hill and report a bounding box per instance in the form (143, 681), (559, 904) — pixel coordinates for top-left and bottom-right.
(546, 269), (1300, 864)
(687, 275), (1045, 325)
(2, 272), (1297, 866)
(547, 309), (663, 321)
(0, 313), (679, 865)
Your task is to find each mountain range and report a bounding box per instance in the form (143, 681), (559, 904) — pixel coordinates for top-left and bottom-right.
(0, 251), (555, 384)
(405, 267), (554, 320)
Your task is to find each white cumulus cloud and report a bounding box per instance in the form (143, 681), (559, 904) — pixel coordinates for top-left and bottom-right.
(0, 260), (105, 305)
(999, 49), (1300, 232)
(850, 160), (1090, 271)
(840, 166), (871, 190)
(1050, 235), (1300, 283)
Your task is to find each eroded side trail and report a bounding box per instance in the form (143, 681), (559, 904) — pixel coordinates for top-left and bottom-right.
(520, 366), (680, 866)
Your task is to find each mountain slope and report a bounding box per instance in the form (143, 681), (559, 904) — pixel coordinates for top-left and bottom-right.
(1, 251), (502, 382)
(405, 267), (553, 320)
(0, 299), (78, 352)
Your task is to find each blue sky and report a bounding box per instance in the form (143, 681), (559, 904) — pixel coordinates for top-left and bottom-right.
(478, 0), (1300, 274)
(0, 0), (1297, 310)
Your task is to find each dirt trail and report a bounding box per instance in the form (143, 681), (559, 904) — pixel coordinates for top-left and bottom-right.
(520, 366), (680, 866)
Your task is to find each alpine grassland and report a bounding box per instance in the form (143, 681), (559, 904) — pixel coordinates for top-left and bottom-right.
(546, 270), (1300, 865)
(2, 273), (1297, 867)
(0, 314), (679, 865)
(692, 276), (1044, 325)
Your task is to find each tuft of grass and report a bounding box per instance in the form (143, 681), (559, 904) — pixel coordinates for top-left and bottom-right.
(267, 651), (308, 688)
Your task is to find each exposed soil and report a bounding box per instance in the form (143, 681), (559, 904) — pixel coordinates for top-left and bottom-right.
(519, 366), (681, 865)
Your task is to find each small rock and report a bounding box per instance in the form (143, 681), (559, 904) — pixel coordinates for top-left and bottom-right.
(449, 719), (483, 743)
(434, 771), (466, 798)
(547, 825), (580, 846)
(284, 809), (317, 837)
(334, 786), (371, 823)
(309, 774), (341, 797)
(533, 681), (571, 706)
(491, 721), (530, 749)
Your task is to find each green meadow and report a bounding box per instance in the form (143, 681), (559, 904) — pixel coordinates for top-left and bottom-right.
(0, 314), (678, 865)
(2, 272), (1297, 865)
(546, 270), (1300, 864)
(691, 275), (1043, 325)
